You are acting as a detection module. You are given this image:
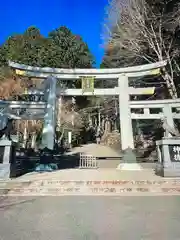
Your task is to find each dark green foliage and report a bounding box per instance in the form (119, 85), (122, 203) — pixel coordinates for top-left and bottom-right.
(0, 45), (8, 67)
(0, 26), (95, 68)
(48, 27), (94, 68)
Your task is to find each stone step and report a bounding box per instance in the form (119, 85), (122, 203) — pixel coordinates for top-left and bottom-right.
(1, 168), (180, 196)
(2, 187), (180, 196)
(1, 179), (180, 196)
(28, 179), (180, 187)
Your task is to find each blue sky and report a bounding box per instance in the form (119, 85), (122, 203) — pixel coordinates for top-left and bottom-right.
(0, 0), (108, 67)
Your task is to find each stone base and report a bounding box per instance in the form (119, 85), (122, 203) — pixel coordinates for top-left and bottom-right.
(116, 163), (143, 171)
(155, 163), (180, 177)
(122, 148), (137, 163)
(117, 147), (142, 170)
(156, 138), (180, 177)
(0, 163), (11, 179)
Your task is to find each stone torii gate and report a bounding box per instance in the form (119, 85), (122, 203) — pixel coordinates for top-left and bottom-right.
(8, 60), (167, 158)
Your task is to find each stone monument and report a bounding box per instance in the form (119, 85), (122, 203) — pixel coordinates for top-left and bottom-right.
(155, 118), (180, 177)
(0, 118), (16, 179)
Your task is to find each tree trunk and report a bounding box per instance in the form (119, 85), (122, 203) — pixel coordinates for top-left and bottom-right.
(162, 67), (177, 99)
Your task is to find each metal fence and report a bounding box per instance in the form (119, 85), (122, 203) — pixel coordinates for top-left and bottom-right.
(79, 153), (98, 169)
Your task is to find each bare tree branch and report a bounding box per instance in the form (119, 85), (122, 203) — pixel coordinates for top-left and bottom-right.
(103, 0), (180, 98)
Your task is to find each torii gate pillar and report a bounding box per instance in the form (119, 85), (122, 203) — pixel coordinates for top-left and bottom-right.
(117, 75), (142, 170)
(41, 76), (57, 150)
(118, 75), (134, 150)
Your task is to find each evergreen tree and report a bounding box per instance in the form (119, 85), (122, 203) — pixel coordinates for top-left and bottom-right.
(0, 26), (95, 68)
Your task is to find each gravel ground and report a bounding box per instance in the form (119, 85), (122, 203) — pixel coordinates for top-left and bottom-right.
(0, 196), (180, 240)
(65, 143), (121, 157)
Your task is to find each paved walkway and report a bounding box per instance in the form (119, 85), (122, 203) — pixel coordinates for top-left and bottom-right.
(0, 196), (180, 239)
(0, 144), (178, 196)
(65, 143), (121, 158)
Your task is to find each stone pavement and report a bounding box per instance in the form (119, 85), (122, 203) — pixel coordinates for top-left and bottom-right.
(17, 168), (161, 181)
(0, 196), (180, 239)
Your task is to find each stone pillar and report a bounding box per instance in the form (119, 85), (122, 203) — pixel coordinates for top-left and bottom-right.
(0, 115), (7, 130)
(41, 76), (57, 150)
(118, 75), (134, 150)
(68, 131), (72, 148)
(0, 140), (14, 179)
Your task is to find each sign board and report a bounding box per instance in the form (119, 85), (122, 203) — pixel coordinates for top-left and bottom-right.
(168, 145), (180, 162)
(141, 87), (155, 95)
(81, 76), (94, 94)
(150, 68), (161, 75)
(15, 69), (26, 76)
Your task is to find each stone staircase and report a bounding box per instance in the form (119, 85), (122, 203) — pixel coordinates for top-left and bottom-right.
(100, 131), (121, 151)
